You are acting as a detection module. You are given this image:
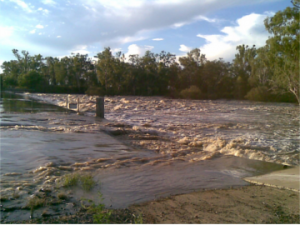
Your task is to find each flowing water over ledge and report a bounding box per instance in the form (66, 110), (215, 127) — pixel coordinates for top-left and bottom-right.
(0, 93), (297, 222)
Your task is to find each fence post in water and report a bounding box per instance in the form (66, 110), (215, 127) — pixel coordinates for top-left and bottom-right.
(66, 95), (69, 108)
(96, 97), (104, 118)
(77, 98), (80, 113)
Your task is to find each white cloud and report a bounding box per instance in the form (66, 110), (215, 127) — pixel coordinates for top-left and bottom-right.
(36, 24), (44, 29)
(125, 44), (154, 59)
(0, 26), (14, 38)
(179, 44), (192, 52)
(70, 45), (90, 55)
(172, 15), (218, 29)
(172, 22), (186, 28)
(57, 35), (61, 38)
(30, 29), (36, 34)
(42, 0), (56, 6)
(38, 8), (49, 15)
(197, 12), (273, 61)
(0, 0), (280, 64)
(111, 48), (122, 53)
(117, 36), (148, 45)
(194, 15), (218, 23)
(152, 38), (164, 41)
(9, 0), (32, 13)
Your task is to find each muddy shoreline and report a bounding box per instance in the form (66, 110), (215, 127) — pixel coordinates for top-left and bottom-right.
(130, 185), (300, 224)
(9, 185), (300, 224)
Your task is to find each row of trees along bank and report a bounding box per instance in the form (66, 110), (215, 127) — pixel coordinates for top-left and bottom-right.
(1, 1), (299, 103)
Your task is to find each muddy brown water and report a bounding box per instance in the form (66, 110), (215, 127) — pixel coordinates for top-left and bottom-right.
(0, 92), (292, 222)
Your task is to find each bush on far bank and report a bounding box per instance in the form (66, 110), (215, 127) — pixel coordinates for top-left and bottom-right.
(18, 71), (46, 90)
(85, 86), (106, 96)
(245, 86), (298, 103)
(180, 85), (202, 99)
(245, 86), (271, 102)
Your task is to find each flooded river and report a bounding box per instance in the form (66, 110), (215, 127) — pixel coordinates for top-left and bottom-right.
(0, 92), (298, 222)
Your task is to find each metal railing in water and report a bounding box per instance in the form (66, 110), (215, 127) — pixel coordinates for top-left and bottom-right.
(66, 95), (104, 118)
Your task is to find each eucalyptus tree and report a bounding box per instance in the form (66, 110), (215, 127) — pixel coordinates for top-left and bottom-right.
(18, 70), (45, 90)
(140, 50), (158, 95)
(1, 60), (20, 86)
(125, 54), (141, 95)
(82, 57), (98, 88)
(179, 48), (206, 90)
(54, 59), (67, 85)
(249, 46), (273, 87)
(158, 51), (177, 67)
(12, 49), (30, 74)
(264, 0), (299, 103)
(232, 44), (256, 99)
(202, 59), (232, 99)
(167, 62), (181, 97)
(71, 53), (89, 89)
(29, 54), (44, 72)
(45, 56), (58, 85)
(112, 51), (128, 94)
(157, 51), (177, 95)
(95, 47), (115, 94)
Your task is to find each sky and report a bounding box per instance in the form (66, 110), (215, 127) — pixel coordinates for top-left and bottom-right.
(0, 0), (292, 71)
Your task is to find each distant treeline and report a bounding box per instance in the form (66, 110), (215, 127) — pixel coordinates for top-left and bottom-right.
(1, 1), (299, 103)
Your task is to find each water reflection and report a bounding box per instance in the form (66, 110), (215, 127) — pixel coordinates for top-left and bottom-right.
(0, 92), (69, 113)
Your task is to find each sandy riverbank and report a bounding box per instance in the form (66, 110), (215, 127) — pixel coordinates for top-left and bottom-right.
(130, 185), (299, 224)
(15, 185), (299, 224)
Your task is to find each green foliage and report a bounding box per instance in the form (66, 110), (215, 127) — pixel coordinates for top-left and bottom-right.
(245, 86), (271, 102)
(81, 194), (112, 224)
(201, 59), (232, 99)
(26, 196), (46, 210)
(180, 85), (202, 99)
(249, 46), (273, 87)
(58, 172), (96, 191)
(18, 71), (45, 89)
(80, 174), (96, 191)
(178, 48), (206, 90)
(268, 205), (300, 223)
(2, 74), (18, 87)
(81, 193), (144, 224)
(85, 86), (105, 96)
(133, 214), (144, 224)
(26, 195), (47, 219)
(60, 173), (80, 187)
(263, 2), (299, 103)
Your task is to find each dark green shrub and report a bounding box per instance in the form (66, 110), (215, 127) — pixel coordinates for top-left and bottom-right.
(18, 71), (45, 89)
(85, 86), (105, 96)
(180, 85), (202, 99)
(2, 75), (18, 88)
(245, 86), (271, 102)
(271, 92), (298, 103)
